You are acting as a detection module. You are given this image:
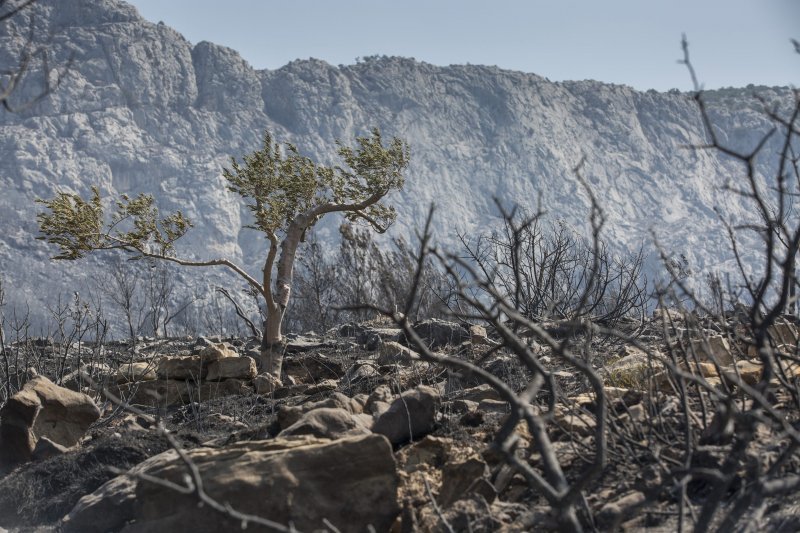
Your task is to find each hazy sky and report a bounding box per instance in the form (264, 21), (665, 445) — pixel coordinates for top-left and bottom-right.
(128, 0), (798, 91)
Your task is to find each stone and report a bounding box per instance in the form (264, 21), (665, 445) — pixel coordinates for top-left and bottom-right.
(438, 456), (495, 507)
(459, 384), (502, 403)
(115, 362), (157, 383)
(768, 319), (798, 348)
(365, 384), (395, 413)
(283, 353), (343, 382)
(723, 360), (763, 386)
(285, 335), (336, 353)
(555, 408), (596, 437)
(304, 379), (338, 395)
(401, 319), (470, 349)
(451, 399), (479, 414)
(61, 363), (113, 392)
(689, 336), (733, 366)
(253, 373), (283, 395)
(477, 399), (508, 413)
(278, 407), (372, 440)
(198, 343), (237, 361)
(156, 355), (206, 381)
(399, 436), (452, 472)
(372, 385), (439, 445)
(377, 341), (420, 366)
(277, 392), (364, 430)
(597, 491), (646, 528)
(469, 324), (489, 345)
(341, 361), (381, 385)
(62, 435), (400, 533)
(31, 435), (71, 461)
(205, 356), (257, 381)
(0, 375), (100, 467)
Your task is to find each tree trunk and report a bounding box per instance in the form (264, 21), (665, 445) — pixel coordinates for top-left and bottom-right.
(260, 305), (286, 376)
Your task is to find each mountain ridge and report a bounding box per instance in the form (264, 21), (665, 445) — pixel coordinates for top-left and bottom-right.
(0, 0), (792, 328)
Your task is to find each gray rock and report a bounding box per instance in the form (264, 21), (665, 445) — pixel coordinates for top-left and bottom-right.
(372, 385), (439, 445)
(401, 319), (470, 349)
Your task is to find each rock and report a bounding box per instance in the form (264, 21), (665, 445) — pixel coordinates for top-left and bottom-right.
(198, 342), (237, 360)
(61, 363), (113, 392)
(689, 336), (733, 366)
(365, 384), (395, 415)
(253, 373), (283, 395)
(399, 436), (452, 472)
(401, 319), (470, 349)
(451, 399), (479, 414)
(156, 355), (206, 381)
(341, 361), (381, 385)
(768, 319), (798, 348)
(62, 435), (400, 533)
(278, 407), (372, 439)
(477, 399), (508, 413)
(112, 380), (192, 407)
(196, 379), (252, 401)
(0, 375), (100, 467)
(377, 341), (419, 366)
(115, 362), (157, 383)
(283, 353), (343, 382)
(372, 385), (439, 445)
(285, 335), (336, 353)
(438, 456), (495, 507)
(597, 491), (646, 528)
(459, 384), (502, 402)
(304, 379), (338, 395)
(554, 408), (596, 437)
(723, 360), (763, 386)
(469, 324), (489, 345)
(277, 392), (364, 430)
(205, 356), (257, 381)
(31, 435), (71, 461)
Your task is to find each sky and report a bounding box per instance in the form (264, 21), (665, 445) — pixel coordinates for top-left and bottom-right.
(128, 1), (798, 92)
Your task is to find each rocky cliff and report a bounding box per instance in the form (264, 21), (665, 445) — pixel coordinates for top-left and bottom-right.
(0, 0), (792, 325)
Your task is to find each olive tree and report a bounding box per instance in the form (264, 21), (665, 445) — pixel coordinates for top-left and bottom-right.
(37, 128), (410, 376)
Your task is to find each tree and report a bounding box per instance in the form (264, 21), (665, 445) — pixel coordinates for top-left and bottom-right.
(37, 128), (410, 376)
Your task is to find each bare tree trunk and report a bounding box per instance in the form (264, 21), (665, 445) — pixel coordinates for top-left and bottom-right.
(260, 305), (285, 376)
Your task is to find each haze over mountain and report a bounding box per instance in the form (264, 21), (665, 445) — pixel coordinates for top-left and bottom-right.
(0, 0), (793, 328)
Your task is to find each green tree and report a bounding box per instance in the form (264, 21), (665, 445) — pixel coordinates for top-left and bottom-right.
(37, 128), (410, 376)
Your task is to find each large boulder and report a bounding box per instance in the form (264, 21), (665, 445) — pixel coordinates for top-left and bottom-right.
(62, 435), (400, 533)
(0, 375), (100, 467)
(372, 385), (439, 445)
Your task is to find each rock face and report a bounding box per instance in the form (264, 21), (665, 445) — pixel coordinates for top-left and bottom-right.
(0, 375), (100, 467)
(0, 0), (793, 330)
(62, 434), (400, 533)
